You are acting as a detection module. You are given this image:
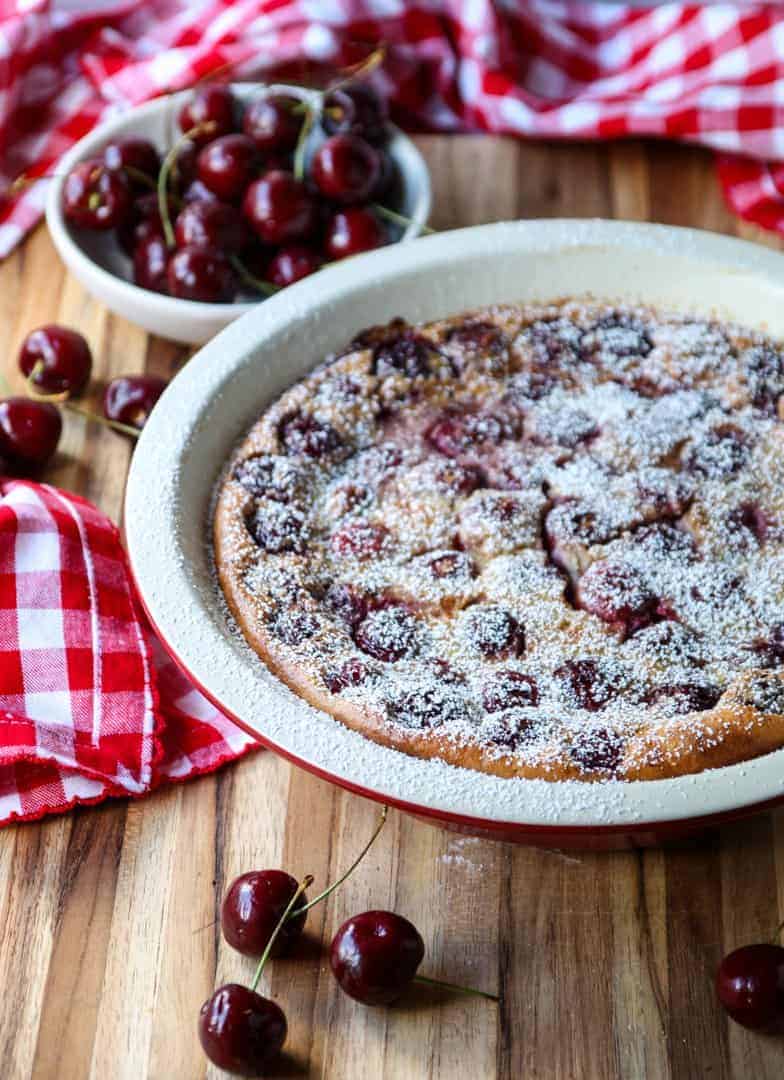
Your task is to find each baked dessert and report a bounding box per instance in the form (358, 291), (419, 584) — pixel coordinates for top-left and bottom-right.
(213, 300), (784, 781)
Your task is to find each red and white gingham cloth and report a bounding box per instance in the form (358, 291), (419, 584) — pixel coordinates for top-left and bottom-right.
(4, 2), (784, 249)
(0, 479), (257, 826)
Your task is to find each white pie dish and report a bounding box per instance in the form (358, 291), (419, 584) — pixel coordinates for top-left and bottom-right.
(125, 218), (784, 847)
(45, 83), (431, 345)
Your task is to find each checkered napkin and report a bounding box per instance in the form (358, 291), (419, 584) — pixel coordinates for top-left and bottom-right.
(4, 1), (784, 251)
(0, 479), (257, 827)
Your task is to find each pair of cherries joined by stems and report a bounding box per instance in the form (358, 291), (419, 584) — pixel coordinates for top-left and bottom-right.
(200, 808), (498, 1075)
(0, 324), (166, 472)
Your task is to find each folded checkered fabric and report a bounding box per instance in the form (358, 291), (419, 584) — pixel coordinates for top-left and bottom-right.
(3, 1), (784, 252)
(0, 480), (257, 826)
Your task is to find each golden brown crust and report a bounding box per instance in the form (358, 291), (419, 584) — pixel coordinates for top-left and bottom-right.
(213, 300), (784, 782)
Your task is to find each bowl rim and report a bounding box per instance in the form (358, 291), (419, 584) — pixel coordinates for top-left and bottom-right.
(44, 82), (431, 321)
(125, 218), (784, 831)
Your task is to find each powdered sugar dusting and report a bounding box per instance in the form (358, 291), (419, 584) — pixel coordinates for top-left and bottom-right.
(214, 299), (784, 782)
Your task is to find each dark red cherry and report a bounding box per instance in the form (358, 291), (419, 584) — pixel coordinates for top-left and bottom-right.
(311, 134), (381, 203)
(171, 141), (198, 193)
(221, 869), (308, 958)
(167, 246), (235, 302)
(197, 134), (258, 201)
(0, 398), (61, 468)
(242, 95), (302, 152)
(716, 944), (784, 1031)
(117, 192), (171, 255)
(266, 245), (322, 286)
(103, 137), (160, 189)
(198, 984), (286, 1075)
(19, 325), (92, 395)
(330, 910), (424, 1005)
(63, 159), (131, 229)
(322, 84), (389, 145)
(242, 170), (317, 245)
(102, 375), (167, 430)
(324, 206), (385, 260)
(181, 178), (220, 204)
(133, 234), (169, 294)
(174, 200), (245, 254)
(179, 84), (236, 146)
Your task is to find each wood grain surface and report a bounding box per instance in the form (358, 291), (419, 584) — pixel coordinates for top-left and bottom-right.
(2, 136), (784, 1080)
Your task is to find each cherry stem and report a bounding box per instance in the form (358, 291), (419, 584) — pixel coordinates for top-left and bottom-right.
(25, 360), (66, 401)
(372, 203), (436, 235)
(413, 974), (499, 1003)
(157, 122), (215, 247)
(291, 805), (388, 918)
(769, 919), (784, 945)
(123, 165), (158, 192)
(328, 46), (386, 93)
(64, 401), (141, 439)
(292, 103), (314, 183)
(229, 255), (279, 297)
(250, 874), (314, 992)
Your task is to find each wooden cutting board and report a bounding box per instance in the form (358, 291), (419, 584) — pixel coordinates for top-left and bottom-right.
(1, 136), (783, 1080)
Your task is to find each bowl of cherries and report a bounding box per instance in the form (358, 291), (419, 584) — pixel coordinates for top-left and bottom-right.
(46, 81), (431, 344)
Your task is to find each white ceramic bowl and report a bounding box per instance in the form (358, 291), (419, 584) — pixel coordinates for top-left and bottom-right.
(126, 220), (784, 846)
(45, 84), (431, 345)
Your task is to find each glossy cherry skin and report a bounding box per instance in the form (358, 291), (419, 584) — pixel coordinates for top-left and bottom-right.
(330, 910), (425, 1005)
(174, 199), (245, 254)
(324, 207), (385, 260)
(198, 984), (287, 1075)
(716, 944), (784, 1031)
(117, 193), (170, 255)
(63, 159), (131, 230)
(322, 83), (389, 145)
(19, 325), (92, 395)
(242, 170), (317, 245)
(311, 134), (380, 203)
(179, 84), (236, 146)
(0, 398), (61, 469)
(103, 137), (160, 188)
(133, 234), (169, 294)
(221, 870), (308, 958)
(197, 134), (258, 201)
(266, 245), (322, 287)
(167, 246), (235, 302)
(102, 375), (167, 430)
(242, 95), (301, 152)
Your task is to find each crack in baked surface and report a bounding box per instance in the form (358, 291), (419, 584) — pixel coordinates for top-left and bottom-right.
(213, 300), (784, 781)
